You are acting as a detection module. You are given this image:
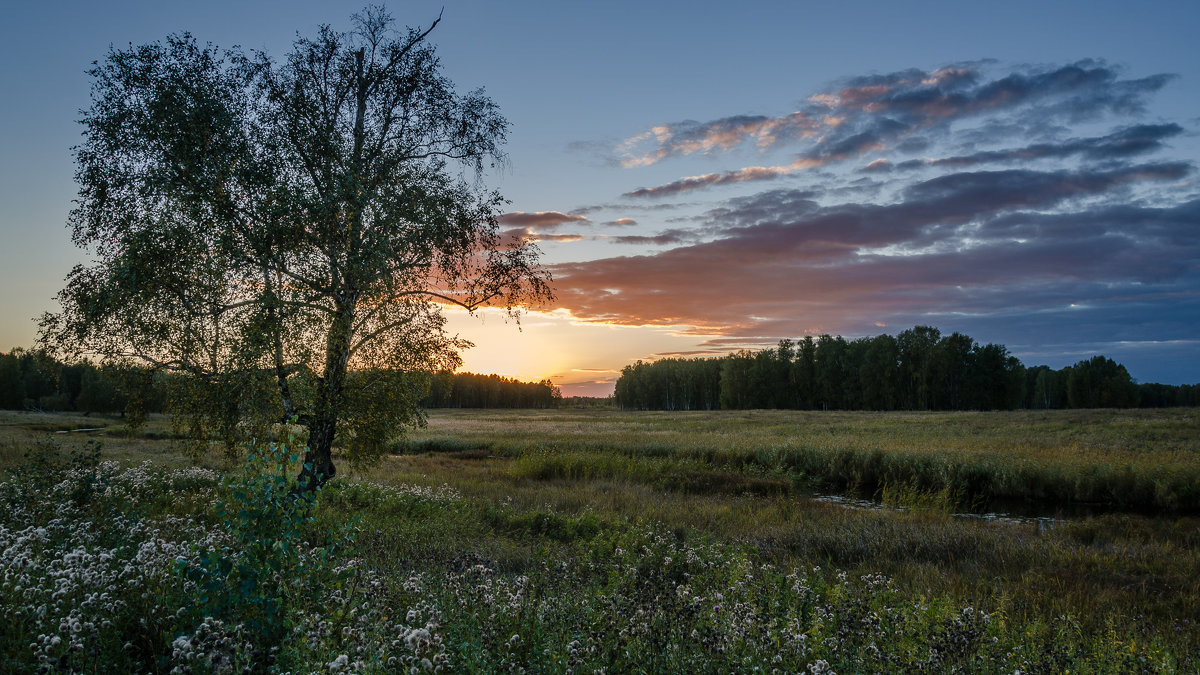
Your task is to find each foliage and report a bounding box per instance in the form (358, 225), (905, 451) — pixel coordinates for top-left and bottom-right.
(38, 7), (551, 486)
(423, 370), (560, 409)
(174, 438), (342, 655)
(0, 349), (168, 418)
(2, 431), (1195, 672)
(1068, 355), (1141, 408)
(614, 326), (1195, 411)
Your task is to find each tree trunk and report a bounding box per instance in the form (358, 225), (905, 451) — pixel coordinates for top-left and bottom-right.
(297, 53), (368, 494)
(296, 301), (355, 492)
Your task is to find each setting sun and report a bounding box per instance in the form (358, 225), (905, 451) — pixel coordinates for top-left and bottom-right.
(443, 307), (724, 397)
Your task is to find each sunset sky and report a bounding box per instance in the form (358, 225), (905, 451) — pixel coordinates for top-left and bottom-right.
(2, 1), (1198, 396)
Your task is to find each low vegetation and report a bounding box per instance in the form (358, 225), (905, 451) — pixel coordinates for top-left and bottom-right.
(1, 407), (1197, 671)
(403, 407), (1200, 513)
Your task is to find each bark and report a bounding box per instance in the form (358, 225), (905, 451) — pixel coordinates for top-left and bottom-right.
(296, 300), (356, 492)
(296, 53), (371, 494)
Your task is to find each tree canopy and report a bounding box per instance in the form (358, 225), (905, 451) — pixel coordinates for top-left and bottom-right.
(612, 327), (1189, 412)
(39, 8), (551, 486)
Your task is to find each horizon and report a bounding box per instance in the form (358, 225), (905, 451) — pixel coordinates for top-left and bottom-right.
(3, 1), (1198, 397)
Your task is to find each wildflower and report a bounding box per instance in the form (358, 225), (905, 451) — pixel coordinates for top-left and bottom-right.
(807, 660), (834, 674)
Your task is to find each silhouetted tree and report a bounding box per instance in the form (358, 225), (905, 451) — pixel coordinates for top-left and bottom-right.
(610, 327), (1192, 412)
(39, 9), (550, 487)
(1067, 356), (1139, 408)
(898, 326), (941, 409)
(860, 334), (900, 410)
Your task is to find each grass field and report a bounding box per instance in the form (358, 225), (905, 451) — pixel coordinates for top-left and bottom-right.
(402, 408), (1200, 512)
(1, 407), (1197, 672)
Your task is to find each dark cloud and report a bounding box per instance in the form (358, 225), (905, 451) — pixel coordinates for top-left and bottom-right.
(898, 123), (1184, 171)
(496, 211), (589, 230)
(551, 164), (1197, 345)
(899, 162), (1190, 216)
(823, 61), (1173, 126)
(572, 202), (693, 215)
(610, 229), (692, 246)
(624, 166), (790, 198)
(565, 61), (1197, 382)
(618, 60), (1180, 197)
(501, 227), (585, 243)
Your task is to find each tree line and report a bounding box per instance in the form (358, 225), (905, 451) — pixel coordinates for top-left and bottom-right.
(0, 349), (163, 416)
(614, 326), (1199, 411)
(423, 372), (560, 409)
(0, 349), (562, 416)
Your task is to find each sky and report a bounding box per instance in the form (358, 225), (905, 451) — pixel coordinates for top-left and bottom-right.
(2, 1), (1198, 396)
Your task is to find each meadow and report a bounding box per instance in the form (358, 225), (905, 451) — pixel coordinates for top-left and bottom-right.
(1, 407), (1197, 672)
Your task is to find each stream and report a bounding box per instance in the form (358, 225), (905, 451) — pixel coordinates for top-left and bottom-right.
(812, 493), (1077, 530)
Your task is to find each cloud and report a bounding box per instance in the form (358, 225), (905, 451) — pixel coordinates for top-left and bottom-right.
(624, 166), (792, 198)
(602, 217), (638, 227)
(563, 59), (1197, 382)
(616, 113), (819, 168)
(572, 202), (694, 215)
(550, 162), (1196, 343)
(610, 229), (692, 246)
(497, 211), (590, 230)
(502, 227), (585, 243)
(617, 60), (1179, 197)
(896, 123), (1185, 171)
(861, 158), (893, 173)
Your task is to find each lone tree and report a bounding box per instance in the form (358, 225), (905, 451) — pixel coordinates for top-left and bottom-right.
(39, 8), (551, 488)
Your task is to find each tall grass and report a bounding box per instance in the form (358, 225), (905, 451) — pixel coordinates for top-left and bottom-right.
(1, 409), (1197, 670)
(404, 408), (1200, 512)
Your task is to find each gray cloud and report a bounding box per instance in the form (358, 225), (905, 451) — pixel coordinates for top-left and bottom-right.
(496, 211), (589, 230)
(501, 227), (585, 243)
(552, 163), (1196, 347)
(554, 60), (1198, 382)
(894, 123), (1184, 171)
(624, 166), (790, 198)
(609, 229), (692, 246)
(618, 61), (1181, 197)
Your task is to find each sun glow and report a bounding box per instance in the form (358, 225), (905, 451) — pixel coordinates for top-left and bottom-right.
(440, 307), (717, 396)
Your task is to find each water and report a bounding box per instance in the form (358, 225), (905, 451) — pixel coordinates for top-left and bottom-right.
(813, 493), (1069, 529)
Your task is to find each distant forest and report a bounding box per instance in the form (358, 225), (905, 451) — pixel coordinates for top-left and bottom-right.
(0, 349), (559, 414)
(5, 325), (1196, 415)
(614, 326), (1198, 411)
(424, 372), (560, 409)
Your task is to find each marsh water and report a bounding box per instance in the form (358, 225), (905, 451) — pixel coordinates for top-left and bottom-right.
(812, 492), (1112, 529)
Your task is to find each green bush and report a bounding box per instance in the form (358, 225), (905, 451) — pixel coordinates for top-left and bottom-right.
(175, 439), (350, 663)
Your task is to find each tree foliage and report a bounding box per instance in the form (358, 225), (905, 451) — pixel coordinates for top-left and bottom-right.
(423, 371), (560, 409)
(38, 8), (551, 485)
(613, 327), (1188, 411)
